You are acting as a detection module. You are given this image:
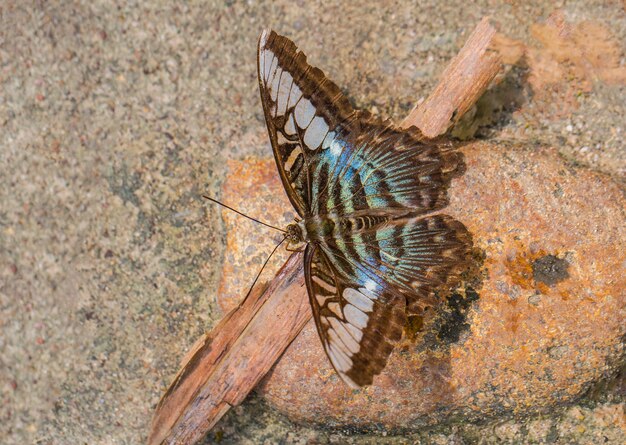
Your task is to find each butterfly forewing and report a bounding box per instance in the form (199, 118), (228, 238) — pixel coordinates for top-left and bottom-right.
(310, 121), (464, 217)
(257, 29), (472, 387)
(258, 29), (358, 216)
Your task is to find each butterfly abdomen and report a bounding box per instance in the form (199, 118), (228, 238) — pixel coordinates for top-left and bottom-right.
(339, 214), (392, 232)
(302, 213), (393, 243)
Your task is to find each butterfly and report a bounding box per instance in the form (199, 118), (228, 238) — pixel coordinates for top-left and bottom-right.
(257, 29), (471, 388)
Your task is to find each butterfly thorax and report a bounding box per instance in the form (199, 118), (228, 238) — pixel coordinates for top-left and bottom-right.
(285, 216), (335, 248)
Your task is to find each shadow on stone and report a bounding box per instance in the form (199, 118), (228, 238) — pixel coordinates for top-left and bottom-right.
(452, 63), (529, 140)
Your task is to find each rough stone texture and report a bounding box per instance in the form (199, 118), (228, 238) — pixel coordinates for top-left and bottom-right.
(217, 155), (298, 313)
(1, 1), (624, 444)
(219, 140), (625, 429)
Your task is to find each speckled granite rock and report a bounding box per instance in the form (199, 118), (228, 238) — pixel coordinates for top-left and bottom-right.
(218, 139), (625, 429)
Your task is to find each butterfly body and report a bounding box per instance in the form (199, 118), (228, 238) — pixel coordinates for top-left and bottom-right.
(257, 30), (472, 388)
(292, 213), (380, 242)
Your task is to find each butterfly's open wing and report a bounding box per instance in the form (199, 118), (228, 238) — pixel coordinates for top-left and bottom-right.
(258, 29), (360, 216)
(304, 243), (406, 388)
(309, 120), (463, 218)
(304, 213), (470, 387)
(326, 213), (472, 315)
(258, 29), (463, 219)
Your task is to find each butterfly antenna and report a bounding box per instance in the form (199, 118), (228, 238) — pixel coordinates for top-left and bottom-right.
(203, 195), (287, 234)
(240, 234), (287, 306)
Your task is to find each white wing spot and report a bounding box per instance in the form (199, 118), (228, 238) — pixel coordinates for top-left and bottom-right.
(343, 288), (374, 313)
(360, 286), (377, 301)
(284, 146), (302, 172)
(364, 279), (377, 293)
(330, 139), (344, 156)
(270, 69), (281, 101)
(329, 318), (361, 354)
(262, 50), (273, 81)
(267, 56), (279, 90)
(312, 274), (336, 293)
(276, 71), (293, 115)
(344, 304), (368, 329)
(328, 342), (353, 372)
(294, 98), (315, 128)
(284, 113), (296, 135)
(276, 131), (288, 146)
(303, 116), (328, 151)
(344, 321), (363, 342)
(328, 351), (342, 371)
(322, 131), (335, 150)
(288, 84), (302, 108)
(327, 302), (342, 317)
(259, 29), (269, 49)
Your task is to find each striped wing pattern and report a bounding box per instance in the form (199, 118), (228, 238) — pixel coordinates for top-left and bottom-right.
(309, 122), (463, 217)
(258, 30), (471, 387)
(304, 244), (405, 388)
(324, 213), (472, 316)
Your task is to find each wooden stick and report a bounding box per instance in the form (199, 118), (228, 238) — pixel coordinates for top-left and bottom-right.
(148, 253), (309, 445)
(401, 17), (501, 136)
(148, 18), (501, 445)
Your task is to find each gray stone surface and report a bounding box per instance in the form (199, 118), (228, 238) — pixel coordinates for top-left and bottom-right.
(0, 1), (624, 444)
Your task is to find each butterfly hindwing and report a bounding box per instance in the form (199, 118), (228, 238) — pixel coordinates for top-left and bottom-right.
(304, 244), (406, 388)
(326, 213), (472, 315)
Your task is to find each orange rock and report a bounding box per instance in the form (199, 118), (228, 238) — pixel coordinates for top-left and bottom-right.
(217, 139), (625, 429)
